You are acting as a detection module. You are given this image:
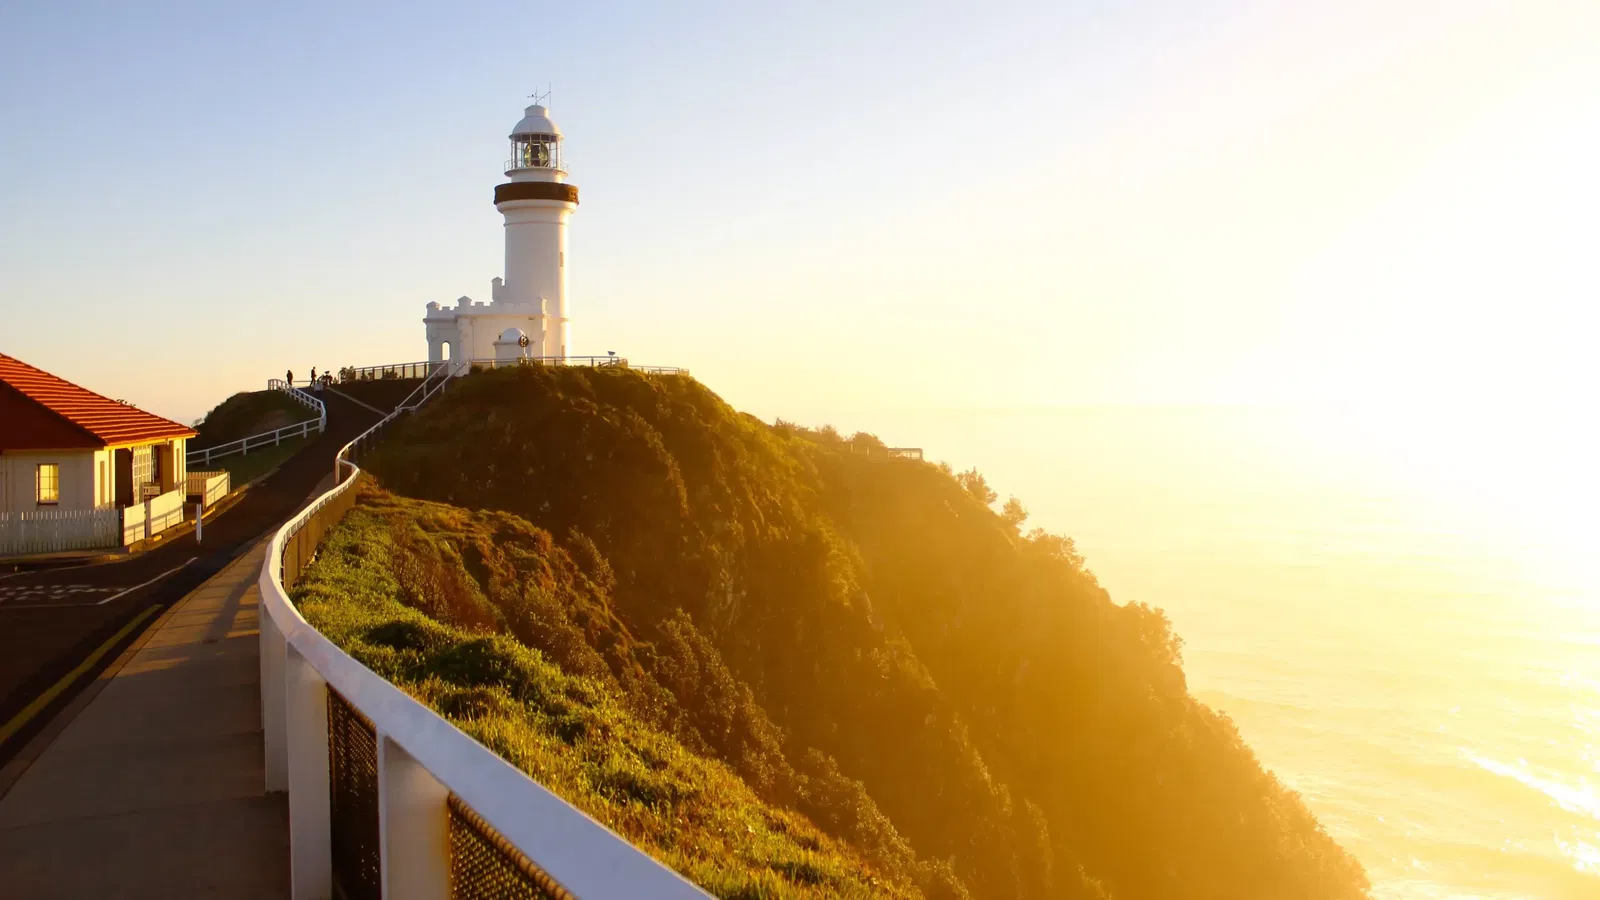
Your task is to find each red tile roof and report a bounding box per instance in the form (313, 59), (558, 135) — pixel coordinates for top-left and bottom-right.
(0, 352), (196, 451)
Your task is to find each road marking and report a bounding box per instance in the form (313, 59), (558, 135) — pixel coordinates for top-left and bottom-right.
(0, 585), (120, 603)
(92, 561), (196, 605)
(0, 559), (196, 610)
(0, 604), (163, 747)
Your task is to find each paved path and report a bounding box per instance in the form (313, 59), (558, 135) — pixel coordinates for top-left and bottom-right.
(0, 543), (288, 898)
(0, 390), (378, 762)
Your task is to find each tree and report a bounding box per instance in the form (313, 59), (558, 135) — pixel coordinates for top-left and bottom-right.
(957, 468), (997, 506)
(1001, 497), (1028, 532)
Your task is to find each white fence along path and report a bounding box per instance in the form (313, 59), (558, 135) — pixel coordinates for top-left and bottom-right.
(186, 381), (327, 469)
(257, 363), (708, 900)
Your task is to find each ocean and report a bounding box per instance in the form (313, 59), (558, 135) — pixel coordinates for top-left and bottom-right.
(810, 404), (1600, 900)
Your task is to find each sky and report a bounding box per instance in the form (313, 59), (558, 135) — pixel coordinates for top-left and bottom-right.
(6, 8), (1595, 891)
(1, 0), (1596, 453)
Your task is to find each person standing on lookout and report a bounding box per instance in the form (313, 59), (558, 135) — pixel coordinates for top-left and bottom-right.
(286, 368), (293, 386)
(310, 366), (317, 384)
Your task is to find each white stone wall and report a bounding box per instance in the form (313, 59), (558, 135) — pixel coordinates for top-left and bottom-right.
(426, 304), (547, 365)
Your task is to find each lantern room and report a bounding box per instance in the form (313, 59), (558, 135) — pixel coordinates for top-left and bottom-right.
(506, 103), (565, 176)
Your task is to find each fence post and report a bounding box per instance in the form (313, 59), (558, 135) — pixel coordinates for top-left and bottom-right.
(378, 735), (451, 900)
(262, 603), (289, 792)
(286, 643), (333, 900)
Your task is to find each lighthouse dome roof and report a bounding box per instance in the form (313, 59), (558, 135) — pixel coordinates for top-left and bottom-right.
(510, 104), (561, 138)
(498, 327), (526, 342)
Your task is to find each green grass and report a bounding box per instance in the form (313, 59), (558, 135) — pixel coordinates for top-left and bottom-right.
(293, 484), (917, 900)
(195, 390), (315, 447)
(350, 364), (1371, 900)
(207, 434), (310, 487)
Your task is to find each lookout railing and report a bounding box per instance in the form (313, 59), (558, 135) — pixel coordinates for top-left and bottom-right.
(333, 361), (445, 383)
(463, 355), (689, 375)
(257, 361), (709, 900)
(329, 357), (690, 383)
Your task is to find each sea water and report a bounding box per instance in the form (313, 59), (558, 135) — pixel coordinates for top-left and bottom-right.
(812, 404), (1600, 900)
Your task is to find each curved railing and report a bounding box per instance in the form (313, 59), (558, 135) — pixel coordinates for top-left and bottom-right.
(256, 364), (708, 899)
(188, 381), (327, 468)
(271, 378), (330, 428)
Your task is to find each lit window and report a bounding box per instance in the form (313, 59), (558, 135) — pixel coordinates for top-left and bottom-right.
(37, 463), (59, 505)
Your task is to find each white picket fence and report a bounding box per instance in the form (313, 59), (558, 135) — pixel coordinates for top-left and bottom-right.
(0, 508), (120, 557)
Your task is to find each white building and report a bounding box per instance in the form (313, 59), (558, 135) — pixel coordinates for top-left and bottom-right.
(424, 99), (580, 364)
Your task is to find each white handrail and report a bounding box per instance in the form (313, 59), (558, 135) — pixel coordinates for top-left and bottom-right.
(187, 381), (328, 468)
(185, 418), (321, 468)
(269, 379), (329, 431)
(257, 365), (708, 899)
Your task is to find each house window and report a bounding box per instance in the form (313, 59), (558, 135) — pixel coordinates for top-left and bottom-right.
(36, 463), (59, 505)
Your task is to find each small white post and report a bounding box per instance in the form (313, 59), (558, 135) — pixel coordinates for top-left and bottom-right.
(194, 503), (202, 543)
(285, 644), (333, 899)
(378, 735), (451, 900)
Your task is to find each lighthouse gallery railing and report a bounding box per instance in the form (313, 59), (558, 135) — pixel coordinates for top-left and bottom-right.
(256, 364), (708, 900)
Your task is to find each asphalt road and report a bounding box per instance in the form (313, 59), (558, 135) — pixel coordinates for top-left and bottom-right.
(0, 390), (379, 764)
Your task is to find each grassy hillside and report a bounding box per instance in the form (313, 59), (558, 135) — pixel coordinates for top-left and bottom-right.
(345, 364), (1368, 900)
(194, 390), (313, 448)
(295, 486), (930, 899)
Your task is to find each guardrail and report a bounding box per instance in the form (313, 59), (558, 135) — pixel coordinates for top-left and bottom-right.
(187, 418), (321, 468)
(333, 361), (446, 383)
(463, 356), (689, 376)
(271, 379), (331, 428)
(257, 362), (707, 899)
(186, 383), (327, 468)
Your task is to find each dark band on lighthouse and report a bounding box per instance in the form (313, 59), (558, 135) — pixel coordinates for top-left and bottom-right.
(494, 182), (580, 205)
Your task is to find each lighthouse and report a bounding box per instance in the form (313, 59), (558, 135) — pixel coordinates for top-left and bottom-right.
(424, 97), (580, 364)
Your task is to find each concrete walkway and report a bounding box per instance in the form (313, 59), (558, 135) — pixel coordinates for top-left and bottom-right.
(0, 543), (288, 898)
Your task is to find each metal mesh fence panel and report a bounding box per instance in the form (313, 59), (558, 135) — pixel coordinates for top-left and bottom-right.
(447, 794), (573, 900)
(328, 690), (382, 900)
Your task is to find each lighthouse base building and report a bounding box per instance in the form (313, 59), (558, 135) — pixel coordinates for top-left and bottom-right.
(425, 100), (579, 365)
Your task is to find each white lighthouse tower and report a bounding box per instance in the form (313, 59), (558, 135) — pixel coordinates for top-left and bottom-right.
(424, 97), (580, 364)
